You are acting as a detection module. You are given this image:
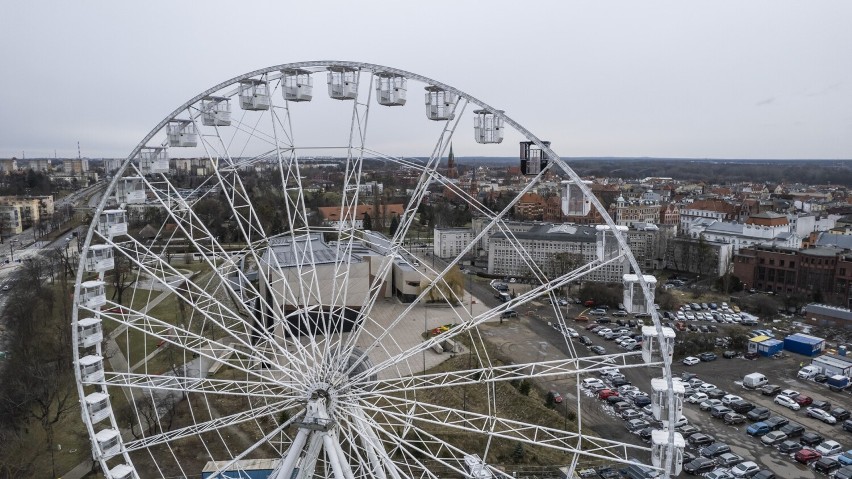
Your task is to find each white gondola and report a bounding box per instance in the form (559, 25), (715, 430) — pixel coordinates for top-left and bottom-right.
(561, 179), (593, 216)
(98, 209), (127, 237)
(116, 176), (146, 204)
(424, 86), (457, 121)
(108, 464), (136, 479)
(77, 316), (103, 348)
(651, 376), (684, 422)
(642, 326), (676, 364)
(595, 224), (628, 263)
(80, 280), (106, 309)
(239, 79), (270, 110)
(624, 274), (657, 314)
(651, 430), (685, 476)
(85, 245), (114, 273)
(84, 391), (111, 424)
(519, 140), (550, 175)
(79, 354), (105, 382)
(327, 67), (358, 100)
(95, 428), (121, 456)
(201, 96), (231, 126)
(473, 109), (504, 144)
(282, 69), (313, 102)
(375, 73), (407, 106)
(139, 147), (169, 175)
(167, 120), (197, 147)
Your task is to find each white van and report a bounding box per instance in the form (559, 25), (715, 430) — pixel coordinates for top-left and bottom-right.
(742, 372), (768, 389)
(797, 365), (821, 380)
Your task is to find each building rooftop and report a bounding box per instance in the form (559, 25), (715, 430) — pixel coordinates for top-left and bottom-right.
(803, 303), (852, 321)
(262, 234), (361, 268)
(491, 223), (597, 243)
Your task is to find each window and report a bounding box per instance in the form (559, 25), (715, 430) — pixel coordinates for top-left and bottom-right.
(780, 260), (785, 267)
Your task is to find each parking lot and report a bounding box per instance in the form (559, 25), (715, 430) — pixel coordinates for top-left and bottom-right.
(482, 287), (852, 477)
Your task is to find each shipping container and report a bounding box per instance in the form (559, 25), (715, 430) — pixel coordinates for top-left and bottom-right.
(783, 333), (825, 357)
(812, 354), (852, 378)
(827, 374), (849, 391)
(757, 338), (783, 357)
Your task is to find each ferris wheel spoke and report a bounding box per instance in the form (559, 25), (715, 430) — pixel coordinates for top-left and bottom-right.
(360, 395), (655, 467)
(122, 398), (299, 452)
(338, 98), (468, 377)
(353, 352), (644, 397)
(97, 371), (296, 400)
(348, 255), (624, 384)
(96, 299), (308, 385)
(130, 174), (316, 368)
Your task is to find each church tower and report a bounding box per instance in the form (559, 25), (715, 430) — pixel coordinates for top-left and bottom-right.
(446, 143), (458, 179)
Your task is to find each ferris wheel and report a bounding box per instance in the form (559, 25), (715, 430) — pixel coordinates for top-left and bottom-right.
(72, 61), (684, 479)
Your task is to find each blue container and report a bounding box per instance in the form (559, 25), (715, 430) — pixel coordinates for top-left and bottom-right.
(758, 339), (783, 357)
(783, 333), (825, 357)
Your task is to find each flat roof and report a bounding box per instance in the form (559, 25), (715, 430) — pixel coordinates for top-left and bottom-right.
(785, 333), (825, 344)
(261, 234), (361, 268)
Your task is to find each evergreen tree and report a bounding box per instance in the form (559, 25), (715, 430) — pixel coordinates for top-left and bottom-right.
(362, 212), (373, 231)
(389, 215), (400, 237)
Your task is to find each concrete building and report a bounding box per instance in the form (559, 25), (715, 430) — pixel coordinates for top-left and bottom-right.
(487, 223), (628, 282)
(317, 204), (404, 230)
(255, 232), (423, 338)
(679, 199), (737, 232)
(0, 158), (18, 174)
(612, 196), (660, 227)
(802, 303), (852, 330)
(63, 158), (89, 176)
(0, 205), (22, 237)
(0, 195), (55, 229)
(433, 227), (474, 259)
(666, 237), (732, 277)
(691, 219), (798, 253)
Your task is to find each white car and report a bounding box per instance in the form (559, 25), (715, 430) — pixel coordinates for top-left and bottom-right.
(774, 395), (801, 411)
(698, 383), (717, 393)
(599, 367), (621, 378)
(815, 440), (843, 456)
(778, 389), (799, 399)
(730, 461), (759, 478)
(699, 399), (723, 411)
(564, 327), (579, 338)
(581, 378), (605, 389)
(596, 328), (612, 337)
(682, 356), (700, 366)
(687, 393), (708, 404)
(807, 407), (837, 424)
(721, 394), (743, 406)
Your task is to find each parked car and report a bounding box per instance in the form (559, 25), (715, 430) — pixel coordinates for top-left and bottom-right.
(746, 422), (771, 436)
(810, 399), (832, 411)
(549, 391), (563, 404)
(814, 457), (841, 475)
(688, 433), (715, 447)
(625, 418), (650, 432)
(701, 399), (723, 411)
(632, 395), (651, 408)
(730, 400), (755, 414)
(778, 440), (803, 454)
(779, 422), (804, 438)
(688, 393), (709, 404)
(582, 378), (605, 389)
(598, 389), (619, 400)
(774, 395), (800, 411)
(760, 384), (781, 396)
(764, 416), (789, 430)
(714, 452), (744, 468)
(806, 407), (837, 424)
(800, 431), (825, 447)
(761, 430), (788, 446)
(724, 412), (747, 425)
(779, 389), (800, 398)
(837, 465), (852, 479)
(723, 350), (739, 358)
(700, 443), (731, 458)
(816, 440), (843, 456)
(699, 352), (717, 362)
(845, 419), (852, 433)
(621, 409), (643, 421)
(730, 461), (760, 478)
(683, 356), (701, 366)
(706, 389), (727, 400)
(794, 395), (813, 407)
(677, 425), (701, 438)
(711, 406), (733, 419)
(794, 448), (822, 464)
(831, 407), (851, 422)
(751, 470), (775, 479)
(590, 345), (607, 355)
(747, 407), (771, 422)
(684, 457), (717, 475)
(722, 394), (743, 406)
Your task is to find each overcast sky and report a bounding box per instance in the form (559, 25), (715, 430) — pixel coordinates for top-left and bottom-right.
(1, 1), (850, 160)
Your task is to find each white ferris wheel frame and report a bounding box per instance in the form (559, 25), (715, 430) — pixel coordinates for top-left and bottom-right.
(70, 60), (679, 479)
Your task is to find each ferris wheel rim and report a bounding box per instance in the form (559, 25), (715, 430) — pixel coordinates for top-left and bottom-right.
(70, 60), (678, 479)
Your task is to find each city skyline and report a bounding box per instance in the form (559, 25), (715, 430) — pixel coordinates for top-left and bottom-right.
(1, 1), (851, 160)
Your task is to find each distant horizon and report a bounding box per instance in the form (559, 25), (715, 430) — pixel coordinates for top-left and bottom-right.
(4, 155), (851, 162)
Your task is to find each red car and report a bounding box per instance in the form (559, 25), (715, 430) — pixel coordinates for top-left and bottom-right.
(794, 395), (813, 406)
(549, 390), (563, 404)
(794, 448), (822, 464)
(598, 389), (619, 400)
(584, 299), (596, 307)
